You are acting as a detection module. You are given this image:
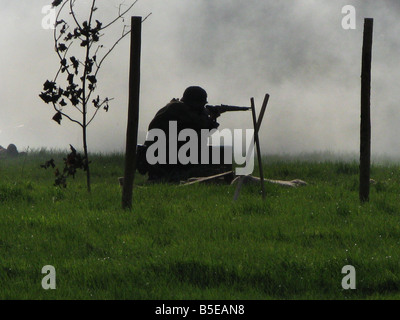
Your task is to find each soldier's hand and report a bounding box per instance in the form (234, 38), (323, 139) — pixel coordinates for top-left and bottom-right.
(209, 108), (221, 119)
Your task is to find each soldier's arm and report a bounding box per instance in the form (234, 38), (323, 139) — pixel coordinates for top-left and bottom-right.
(169, 102), (218, 130)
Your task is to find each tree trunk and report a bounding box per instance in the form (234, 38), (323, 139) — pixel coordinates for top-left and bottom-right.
(83, 125), (91, 193)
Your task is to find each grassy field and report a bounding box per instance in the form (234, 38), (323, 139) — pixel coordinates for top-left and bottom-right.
(1, 150), (400, 300)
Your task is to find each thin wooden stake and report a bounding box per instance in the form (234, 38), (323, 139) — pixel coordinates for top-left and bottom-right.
(256, 94), (270, 133)
(181, 171), (234, 186)
(251, 97), (266, 200)
(233, 94), (269, 201)
(122, 16), (142, 210)
(360, 18), (373, 203)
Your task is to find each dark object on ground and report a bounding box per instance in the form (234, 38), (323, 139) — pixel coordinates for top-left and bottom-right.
(0, 144), (23, 158)
(7, 144), (19, 157)
(137, 144), (234, 184)
(40, 145), (88, 188)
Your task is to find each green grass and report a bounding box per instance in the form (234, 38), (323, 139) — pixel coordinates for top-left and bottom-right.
(1, 150), (400, 299)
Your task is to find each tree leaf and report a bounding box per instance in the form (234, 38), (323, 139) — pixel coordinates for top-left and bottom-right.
(87, 75), (97, 84)
(70, 95), (79, 106)
(43, 80), (56, 91)
(58, 43), (67, 52)
(40, 159), (55, 169)
(67, 73), (74, 85)
(39, 92), (52, 104)
(92, 95), (100, 108)
(52, 0), (63, 7)
(52, 112), (62, 125)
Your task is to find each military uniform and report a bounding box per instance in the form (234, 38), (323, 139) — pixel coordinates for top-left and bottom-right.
(137, 86), (233, 182)
(141, 97), (220, 181)
(148, 98), (218, 133)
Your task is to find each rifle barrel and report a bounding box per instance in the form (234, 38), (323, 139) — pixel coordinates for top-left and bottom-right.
(206, 105), (250, 113)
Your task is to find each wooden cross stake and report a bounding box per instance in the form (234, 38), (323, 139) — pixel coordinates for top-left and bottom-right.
(233, 93), (269, 201)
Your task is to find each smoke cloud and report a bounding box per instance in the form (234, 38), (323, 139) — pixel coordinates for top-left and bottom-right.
(1, 0), (399, 158)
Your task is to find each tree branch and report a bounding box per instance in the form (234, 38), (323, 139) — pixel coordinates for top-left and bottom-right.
(87, 98), (114, 126)
(69, 0), (82, 31)
(84, 29), (130, 106)
(100, 0), (139, 30)
(52, 102), (83, 127)
(95, 29), (130, 75)
(88, 0), (97, 28)
(143, 12), (152, 22)
(53, 1), (68, 61)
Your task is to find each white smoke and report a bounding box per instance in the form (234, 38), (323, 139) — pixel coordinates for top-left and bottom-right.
(1, 0), (399, 158)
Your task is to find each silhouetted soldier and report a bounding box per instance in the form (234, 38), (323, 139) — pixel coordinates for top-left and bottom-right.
(138, 86), (224, 182)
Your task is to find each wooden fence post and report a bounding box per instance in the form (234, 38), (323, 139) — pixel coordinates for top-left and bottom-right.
(122, 16), (142, 210)
(359, 18), (373, 203)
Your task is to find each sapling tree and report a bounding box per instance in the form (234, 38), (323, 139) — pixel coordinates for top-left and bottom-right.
(39, 0), (145, 192)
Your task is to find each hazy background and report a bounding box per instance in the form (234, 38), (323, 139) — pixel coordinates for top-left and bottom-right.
(1, 0), (399, 158)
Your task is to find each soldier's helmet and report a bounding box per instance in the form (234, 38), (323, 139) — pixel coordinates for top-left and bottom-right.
(181, 86), (208, 104)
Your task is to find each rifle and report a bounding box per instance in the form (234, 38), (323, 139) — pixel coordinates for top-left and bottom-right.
(205, 104), (250, 118)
